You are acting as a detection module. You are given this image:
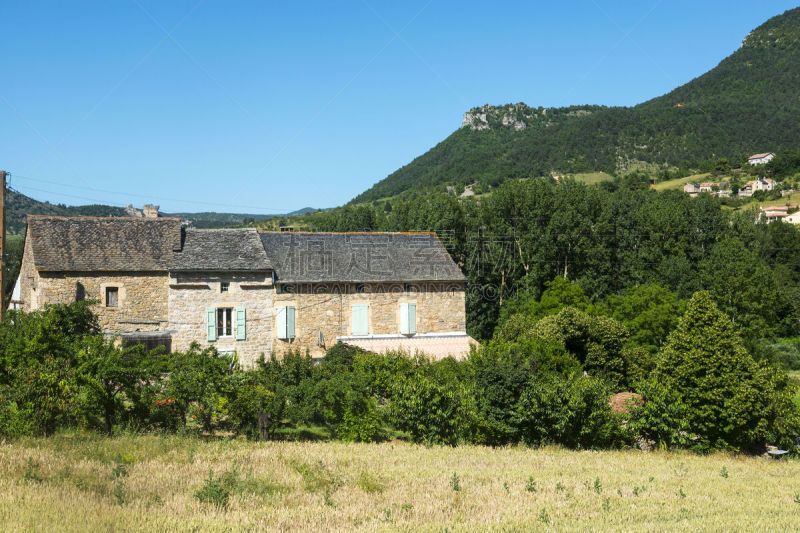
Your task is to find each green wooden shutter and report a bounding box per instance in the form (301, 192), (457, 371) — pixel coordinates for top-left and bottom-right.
(400, 303), (417, 335)
(352, 304), (368, 336)
(235, 307), (246, 340)
(276, 306), (287, 339)
(206, 308), (217, 341)
(287, 306), (296, 339)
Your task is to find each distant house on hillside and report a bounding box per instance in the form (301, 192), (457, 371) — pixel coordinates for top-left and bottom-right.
(738, 178), (775, 197)
(785, 211), (800, 224)
(683, 183), (701, 197)
(761, 205), (790, 223)
(748, 152), (775, 165)
(753, 178), (776, 192)
(684, 181), (730, 198)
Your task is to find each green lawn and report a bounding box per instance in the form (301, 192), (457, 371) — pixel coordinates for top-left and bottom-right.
(752, 192), (800, 209)
(571, 172), (614, 185)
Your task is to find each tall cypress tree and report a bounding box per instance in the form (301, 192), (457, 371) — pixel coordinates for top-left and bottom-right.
(656, 291), (799, 451)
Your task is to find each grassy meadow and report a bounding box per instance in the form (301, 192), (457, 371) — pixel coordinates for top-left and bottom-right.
(570, 171), (615, 185)
(651, 173), (712, 191)
(1, 433), (799, 531)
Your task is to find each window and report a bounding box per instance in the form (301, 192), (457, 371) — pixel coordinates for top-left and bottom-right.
(217, 308), (233, 337)
(105, 287), (119, 307)
(76, 282), (86, 302)
(400, 302), (416, 335)
(220, 282), (230, 293)
(206, 307), (245, 341)
(352, 304), (369, 336)
(277, 306), (295, 339)
(355, 283), (366, 293)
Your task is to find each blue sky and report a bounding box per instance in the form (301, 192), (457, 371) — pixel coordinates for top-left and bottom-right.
(0, 1), (797, 214)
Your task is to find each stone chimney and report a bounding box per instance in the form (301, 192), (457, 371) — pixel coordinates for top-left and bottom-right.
(142, 204), (160, 218)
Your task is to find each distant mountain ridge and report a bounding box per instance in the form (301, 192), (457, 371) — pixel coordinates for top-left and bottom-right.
(4, 187), (317, 234)
(351, 7), (800, 204)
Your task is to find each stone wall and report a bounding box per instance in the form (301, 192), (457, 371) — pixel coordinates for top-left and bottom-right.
(18, 229), (38, 313)
(41, 272), (168, 333)
(19, 229), (169, 332)
(273, 281), (466, 358)
(168, 272), (273, 368)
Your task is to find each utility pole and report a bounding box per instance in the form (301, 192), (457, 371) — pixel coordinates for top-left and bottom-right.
(0, 170), (6, 322)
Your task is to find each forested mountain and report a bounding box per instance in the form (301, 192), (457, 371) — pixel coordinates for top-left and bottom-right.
(352, 7), (800, 203)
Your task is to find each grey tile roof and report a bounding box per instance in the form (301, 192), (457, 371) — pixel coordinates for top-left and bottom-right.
(259, 232), (465, 283)
(172, 228), (271, 271)
(28, 215), (182, 272)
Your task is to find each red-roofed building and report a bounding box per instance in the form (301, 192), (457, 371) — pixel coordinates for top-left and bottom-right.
(748, 152), (775, 165)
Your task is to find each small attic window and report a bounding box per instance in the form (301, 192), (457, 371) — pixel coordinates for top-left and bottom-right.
(220, 282), (230, 293)
(356, 283), (366, 293)
(106, 287), (119, 307)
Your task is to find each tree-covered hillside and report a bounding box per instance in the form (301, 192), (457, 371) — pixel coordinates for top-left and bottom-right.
(5, 188), (126, 235)
(352, 7), (800, 204)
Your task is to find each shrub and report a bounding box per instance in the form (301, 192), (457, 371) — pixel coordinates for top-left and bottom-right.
(3, 355), (80, 436)
(226, 372), (284, 439)
(356, 471), (385, 494)
(389, 366), (475, 446)
(626, 379), (692, 449)
(195, 469), (231, 508)
(164, 344), (235, 431)
(336, 391), (384, 443)
(516, 372), (627, 449)
(532, 307), (631, 390)
(0, 398), (33, 438)
(75, 336), (159, 435)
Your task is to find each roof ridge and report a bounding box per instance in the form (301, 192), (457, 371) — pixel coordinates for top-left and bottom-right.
(258, 230), (437, 235)
(186, 227), (257, 232)
(26, 214), (181, 221)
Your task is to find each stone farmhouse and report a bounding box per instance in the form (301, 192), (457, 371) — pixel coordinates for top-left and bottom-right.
(18, 215), (471, 367)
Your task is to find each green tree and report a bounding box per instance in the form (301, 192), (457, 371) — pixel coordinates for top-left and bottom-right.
(533, 307), (631, 390)
(593, 284), (685, 353)
(498, 276), (589, 328)
(655, 291), (800, 451)
(76, 336), (157, 435)
(699, 239), (793, 340)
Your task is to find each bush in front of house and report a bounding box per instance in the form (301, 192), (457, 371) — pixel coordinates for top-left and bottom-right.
(388, 365), (475, 446)
(0, 299), (797, 455)
(515, 372), (628, 449)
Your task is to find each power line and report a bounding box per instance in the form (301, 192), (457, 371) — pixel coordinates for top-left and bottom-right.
(10, 173), (306, 213)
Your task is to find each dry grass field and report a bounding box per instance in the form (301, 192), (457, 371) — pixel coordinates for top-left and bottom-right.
(0, 433), (799, 532)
